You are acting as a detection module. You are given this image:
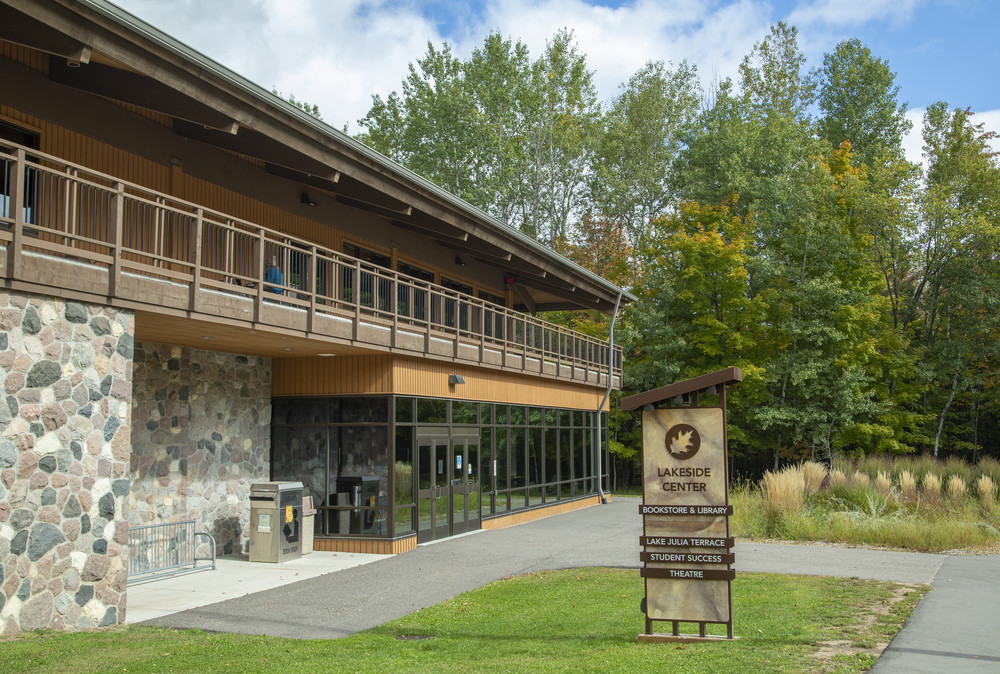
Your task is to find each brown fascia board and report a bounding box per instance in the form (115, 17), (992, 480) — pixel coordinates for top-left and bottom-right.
(620, 367), (744, 410)
(23, 0), (633, 309)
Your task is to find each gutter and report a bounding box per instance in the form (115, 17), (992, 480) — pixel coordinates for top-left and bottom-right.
(595, 291), (623, 504)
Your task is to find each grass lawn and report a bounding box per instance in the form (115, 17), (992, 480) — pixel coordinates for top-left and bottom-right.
(2, 568), (926, 674)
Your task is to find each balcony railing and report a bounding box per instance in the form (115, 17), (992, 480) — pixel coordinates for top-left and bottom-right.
(0, 141), (622, 384)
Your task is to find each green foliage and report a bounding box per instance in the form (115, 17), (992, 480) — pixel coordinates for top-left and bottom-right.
(357, 21), (1000, 476)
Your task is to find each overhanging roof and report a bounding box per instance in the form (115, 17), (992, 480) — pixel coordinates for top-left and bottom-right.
(2, 0), (635, 313)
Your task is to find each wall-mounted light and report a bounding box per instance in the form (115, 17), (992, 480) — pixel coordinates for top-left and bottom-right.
(448, 374), (465, 385)
(455, 255), (466, 267)
(300, 191), (317, 207)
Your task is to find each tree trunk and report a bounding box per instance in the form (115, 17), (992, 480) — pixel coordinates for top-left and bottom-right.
(934, 364), (961, 458)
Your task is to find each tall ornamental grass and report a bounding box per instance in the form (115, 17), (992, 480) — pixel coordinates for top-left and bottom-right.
(733, 456), (1000, 552)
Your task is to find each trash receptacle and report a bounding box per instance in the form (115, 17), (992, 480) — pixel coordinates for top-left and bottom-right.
(249, 481), (303, 562)
(301, 495), (316, 555)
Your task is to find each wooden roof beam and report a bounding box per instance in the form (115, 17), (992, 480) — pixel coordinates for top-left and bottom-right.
(173, 118), (335, 178)
(49, 56), (238, 133)
(0, 5), (92, 64)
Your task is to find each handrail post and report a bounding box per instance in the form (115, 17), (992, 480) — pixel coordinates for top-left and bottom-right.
(107, 182), (124, 297)
(254, 228), (265, 323)
(308, 245), (317, 333)
(189, 208), (203, 313)
(389, 270), (397, 348)
(8, 148), (26, 279)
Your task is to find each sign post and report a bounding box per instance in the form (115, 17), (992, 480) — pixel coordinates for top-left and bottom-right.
(621, 367), (742, 643)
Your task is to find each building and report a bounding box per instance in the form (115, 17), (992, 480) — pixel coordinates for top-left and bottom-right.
(0, 0), (632, 632)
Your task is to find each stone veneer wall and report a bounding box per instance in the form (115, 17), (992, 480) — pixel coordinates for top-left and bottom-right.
(130, 343), (270, 555)
(0, 292), (133, 633)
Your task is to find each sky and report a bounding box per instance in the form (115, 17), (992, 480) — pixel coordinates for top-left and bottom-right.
(110, 0), (1000, 166)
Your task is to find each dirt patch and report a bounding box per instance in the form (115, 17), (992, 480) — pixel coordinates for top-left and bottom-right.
(811, 583), (926, 668)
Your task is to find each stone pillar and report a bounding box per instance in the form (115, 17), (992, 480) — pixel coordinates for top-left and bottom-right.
(130, 343), (271, 555)
(0, 292), (133, 633)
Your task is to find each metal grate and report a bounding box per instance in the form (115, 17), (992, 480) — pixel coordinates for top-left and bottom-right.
(127, 519), (216, 584)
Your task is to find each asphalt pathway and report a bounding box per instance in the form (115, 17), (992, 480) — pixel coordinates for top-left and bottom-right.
(141, 497), (999, 670)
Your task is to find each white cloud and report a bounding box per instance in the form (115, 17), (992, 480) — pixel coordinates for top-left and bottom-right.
(786, 0), (920, 28)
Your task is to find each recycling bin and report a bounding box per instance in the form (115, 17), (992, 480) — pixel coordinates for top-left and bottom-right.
(249, 481), (303, 562)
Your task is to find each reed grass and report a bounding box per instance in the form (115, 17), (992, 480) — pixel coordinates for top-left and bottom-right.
(732, 456), (1000, 553)
(875, 470), (893, 495)
(923, 473), (942, 502)
(946, 475), (967, 501)
(977, 475), (998, 510)
(801, 461), (828, 495)
(899, 470), (918, 503)
(762, 466), (804, 518)
(828, 468), (847, 488)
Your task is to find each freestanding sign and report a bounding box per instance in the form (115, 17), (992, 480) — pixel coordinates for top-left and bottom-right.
(622, 367), (742, 643)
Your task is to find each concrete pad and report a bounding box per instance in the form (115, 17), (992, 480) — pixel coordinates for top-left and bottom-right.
(126, 551), (386, 623)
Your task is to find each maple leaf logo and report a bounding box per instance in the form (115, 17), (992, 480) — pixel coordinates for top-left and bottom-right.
(670, 429), (695, 456)
(665, 424), (700, 459)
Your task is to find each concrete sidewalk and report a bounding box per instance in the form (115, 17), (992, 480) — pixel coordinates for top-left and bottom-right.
(130, 497), (999, 669)
(871, 553), (1000, 673)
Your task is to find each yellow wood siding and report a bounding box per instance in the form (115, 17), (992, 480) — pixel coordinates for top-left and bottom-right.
(271, 355), (394, 396)
(272, 355), (610, 410)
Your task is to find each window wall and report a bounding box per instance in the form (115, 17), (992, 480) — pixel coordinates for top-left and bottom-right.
(272, 394), (610, 539)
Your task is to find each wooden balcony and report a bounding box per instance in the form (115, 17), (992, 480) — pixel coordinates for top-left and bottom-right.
(0, 142), (622, 387)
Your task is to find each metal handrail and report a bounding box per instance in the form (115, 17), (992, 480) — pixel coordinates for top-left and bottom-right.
(0, 141), (623, 378)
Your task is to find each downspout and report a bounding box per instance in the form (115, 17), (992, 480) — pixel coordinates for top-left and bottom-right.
(595, 291), (623, 504)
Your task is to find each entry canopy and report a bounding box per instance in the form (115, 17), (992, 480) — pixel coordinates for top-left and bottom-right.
(620, 367), (743, 411)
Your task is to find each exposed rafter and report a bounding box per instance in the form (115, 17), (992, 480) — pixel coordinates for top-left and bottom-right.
(49, 56), (239, 133)
(173, 118), (336, 178)
(0, 5), (91, 64)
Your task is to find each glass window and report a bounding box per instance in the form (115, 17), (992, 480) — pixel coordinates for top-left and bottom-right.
(479, 427), (493, 494)
(273, 398), (327, 425)
(335, 396), (388, 423)
(495, 405), (508, 425)
(509, 405), (525, 426)
(528, 428), (542, 486)
(416, 398), (447, 424)
(545, 428), (557, 491)
(510, 428), (525, 489)
(528, 407), (543, 427)
(394, 427), (414, 506)
(395, 397), (414, 423)
(451, 401), (477, 425)
(495, 428), (509, 492)
(271, 425), (327, 509)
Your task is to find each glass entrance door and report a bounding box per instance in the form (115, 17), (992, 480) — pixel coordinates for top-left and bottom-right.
(416, 433), (481, 543)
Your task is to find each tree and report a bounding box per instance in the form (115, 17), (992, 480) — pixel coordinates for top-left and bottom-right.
(816, 38), (911, 166)
(520, 29), (601, 243)
(357, 42), (479, 199)
(915, 103), (1000, 456)
(590, 60), (700, 258)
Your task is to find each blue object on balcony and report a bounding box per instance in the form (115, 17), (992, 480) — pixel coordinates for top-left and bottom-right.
(265, 264), (284, 294)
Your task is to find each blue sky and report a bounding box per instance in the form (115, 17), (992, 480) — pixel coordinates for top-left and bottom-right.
(113, 0), (999, 163)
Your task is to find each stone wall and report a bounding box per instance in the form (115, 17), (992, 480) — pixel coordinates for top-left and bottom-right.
(130, 343), (270, 555)
(0, 292), (133, 633)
